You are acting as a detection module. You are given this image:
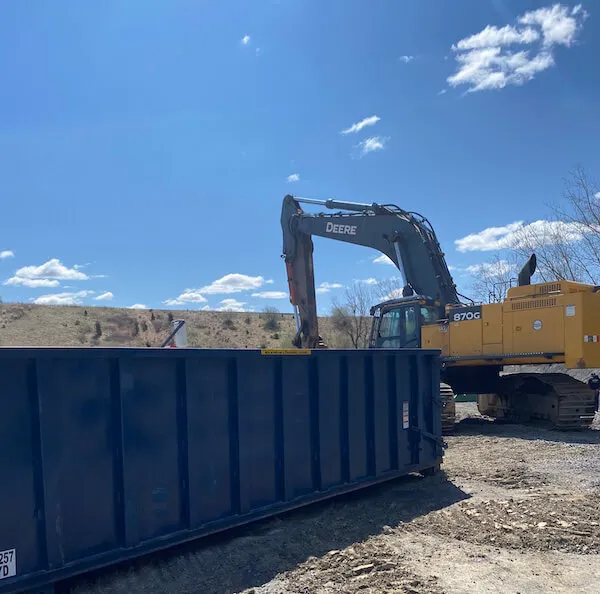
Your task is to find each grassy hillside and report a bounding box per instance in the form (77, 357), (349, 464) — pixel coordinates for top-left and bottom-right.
(0, 303), (343, 349)
(3, 304), (595, 384)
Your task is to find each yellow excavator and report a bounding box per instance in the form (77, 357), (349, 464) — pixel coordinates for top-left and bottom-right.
(281, 194), (599, 432)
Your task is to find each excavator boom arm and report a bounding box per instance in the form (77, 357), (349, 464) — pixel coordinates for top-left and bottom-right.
(281, 194), (459, 348)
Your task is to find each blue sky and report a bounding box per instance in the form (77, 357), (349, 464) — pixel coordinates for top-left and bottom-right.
(1, 1), (599, 313)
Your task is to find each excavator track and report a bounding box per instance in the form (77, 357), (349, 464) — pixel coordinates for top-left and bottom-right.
(440, 382), (456, 435)
(477, 373), (597, 430)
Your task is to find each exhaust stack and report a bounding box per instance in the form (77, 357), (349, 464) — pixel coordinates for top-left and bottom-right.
(518, 253), (537, 286)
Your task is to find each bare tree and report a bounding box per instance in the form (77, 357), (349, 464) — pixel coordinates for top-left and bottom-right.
(499, 166), (599, 284)
(330, 282), (375, 348)
(508, 216), (595, 283)
(372, 276), (404, 302)
(546, 165), (600, 283)
(467, 254), (519, 303)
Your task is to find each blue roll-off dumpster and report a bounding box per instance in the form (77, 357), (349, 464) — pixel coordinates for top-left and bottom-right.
(0, 346), (443, 593)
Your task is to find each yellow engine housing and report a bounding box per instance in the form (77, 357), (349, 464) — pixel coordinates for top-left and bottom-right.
(421, 280), (600, 370)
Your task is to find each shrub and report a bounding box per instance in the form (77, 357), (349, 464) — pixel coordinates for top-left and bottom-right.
(222, 316), (235, 330)
(261, 306), (280, 332)
(168, 312), (174, 323)
(94, 321), (102, 338)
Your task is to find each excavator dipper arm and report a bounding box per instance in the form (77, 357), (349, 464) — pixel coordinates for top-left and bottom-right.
(281, 194), (460, 348)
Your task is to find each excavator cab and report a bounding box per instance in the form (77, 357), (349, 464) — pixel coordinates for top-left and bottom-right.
(369, 296), (441, 349)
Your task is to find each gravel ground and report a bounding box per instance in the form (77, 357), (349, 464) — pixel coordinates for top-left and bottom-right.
(65, 404), (600, 594)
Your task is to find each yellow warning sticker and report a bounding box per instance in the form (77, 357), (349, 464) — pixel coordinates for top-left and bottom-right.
(261, 349), (312, 355)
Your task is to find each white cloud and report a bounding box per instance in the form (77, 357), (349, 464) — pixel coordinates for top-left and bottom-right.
(399, 55), (415, 63)
(287, 173), (300, 183)
(355, 136), (388, 157)
(373, 254), (395, 265)
(200, 273), (265, 294)
(216, 298), (250, 312)
(382, 289), (405, 301)
(251, 291), (288, 299)
(255, 48), (261, 57)
(455, 222), (524, 252)
(519, 3), (587, 47)
(265, 279), (274, 284)
(94, 291), (114, 301)
(163, 290), (208, 306)
(448, 47), (555, 92)
(341, 115), (381, 135)
(5, 258), (89, 287)
(452, 25), (540, 51)
(595, 192), (600, 200)
(20, 259), (88, 280)
(6, 278), (60, 288)
(455, 219), (586, 252)
(163, 273), (266, 305)
(444, 266), (469, 277)
(465, 259), (514, 277)
(316, 281), (344, 294)
(0, 250), (14, 260)
(447, 3), (586, 93)
(359, 277), (379, 285)
(200, 305), (211, 311)
(241, 34), (251, 45)
(33, 290), (94, 306)
(128, 303), (147, 309)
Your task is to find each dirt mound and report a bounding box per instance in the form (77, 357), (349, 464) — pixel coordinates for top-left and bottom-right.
(449, 460), (549, 489)
(408, 492), (600, 555)
(259, 539), (443, 594)
(482, 464), (549, 489)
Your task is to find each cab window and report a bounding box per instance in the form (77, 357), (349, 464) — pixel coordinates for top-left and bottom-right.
(376, 305), (419, 348)
(378, 309), (403, 348)
(420, 306), (439, 325)
(404, 306), (418, 344)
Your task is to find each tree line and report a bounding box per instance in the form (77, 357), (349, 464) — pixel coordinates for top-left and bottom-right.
(468, 165), (599, 303)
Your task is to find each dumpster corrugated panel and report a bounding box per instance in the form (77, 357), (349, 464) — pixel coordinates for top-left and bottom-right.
(0, 347), (442, 593)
